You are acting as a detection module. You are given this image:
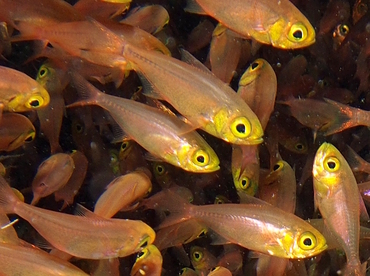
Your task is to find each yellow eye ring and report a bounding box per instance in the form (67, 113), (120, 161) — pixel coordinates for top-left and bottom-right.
(323, 156), (340, 172)
(25, 95), (44, 109)
(295, 143), (305, 151)
(339, 24), (349, 36)
(37, 66), (49, 79)
(273, 161), (284, 172)
(24, 132), (35, 142)
(239, 176), (250, 190)
(192, 250), (203, 262)
(120, 141), (130, 152)
(192, 149), (210, 167)
(288, 22), (308, 42)
(230, 117), (251, 139)
(298, 231), (317, 250)
(155, 164), (166, 176)
(248, 60), (263, 72)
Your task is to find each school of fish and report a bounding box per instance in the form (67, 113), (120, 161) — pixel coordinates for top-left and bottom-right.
(2, 0), (370, 275)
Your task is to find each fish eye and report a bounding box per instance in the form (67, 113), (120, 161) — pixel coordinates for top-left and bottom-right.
(155, 164), (166, 176)
(37, 66), (49, 79)
(192, 250), (203, 262)
(74, 122), (84, 134)
(192, 149), (209, 167)
(250, 60), (262, 71)
(273, 161), (284, 172)
(230, 117), (251, 139)
(24, 132), (35, 142)
(298, 231), (317, 250)
(338, 24), (349, 36)
(120, 141), (129, 151)
(239, 176), (250, 190)
(288, 23), (308, 42)
(323, 156), (340, 172)
(26, 95), (44, 109)
(295, 143), (305, 151)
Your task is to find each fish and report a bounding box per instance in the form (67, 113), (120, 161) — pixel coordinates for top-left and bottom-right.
(69, 73), (220, 173)
(0, 66), (50, 114)
(0, 175), (155, 259)
(122, 45), (264, 145)
(155, 190), (327, 258)
(0, 113), (35, 152)
(313, 142), (365, 275)
(190, 245), (218, 275)
(184, 0), (316, 49)
(207, 266), (232, 276)
(31, 153), (75, 205)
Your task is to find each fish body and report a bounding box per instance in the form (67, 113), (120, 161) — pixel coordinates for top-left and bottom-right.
(70, 74), (220, 173)
(158, 191), (327, 259)
(186, 0), (315, 49)
(313, 143), (363, 275)
(0, 176), (155, 259)
(123, 44), (263, 145)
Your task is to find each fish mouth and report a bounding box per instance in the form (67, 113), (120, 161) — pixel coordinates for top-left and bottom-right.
(248, 137), (264, 145)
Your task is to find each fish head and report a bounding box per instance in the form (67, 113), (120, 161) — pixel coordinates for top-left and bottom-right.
(279, 228), (327, 258)
(312, 143), (342, 196)
(176, 140), (220, 173)
(213, 108), (264, 145)
(268, 17), (316, 49)
(7, 85), (50, 112)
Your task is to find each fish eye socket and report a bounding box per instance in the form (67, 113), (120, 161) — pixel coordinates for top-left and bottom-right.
(230, 117), (251, 139)
(323, 156), (340, 172)
(250, 60), (262, 71)
(120, 141), (129, 151)
(288, 23), (308, 42)
(239, 176), (250, 190)
(155, 164), (166, 175)
(26, 95), (44, 109)
(25, 132), (35, 142)
(339, 24), (349, 36)
(295, 143), (305, 151)
(298, 231), (317, 250)
(192, 250), (203, 262)
(192, 149), (209, 167)
(38, 66), (49, 79)
(273, 161), (284, 171)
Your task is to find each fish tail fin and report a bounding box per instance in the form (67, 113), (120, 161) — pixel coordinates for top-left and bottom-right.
(142, 188), (194, 229)
(0, 176), (21, 214)
(67, 72), (102, 108)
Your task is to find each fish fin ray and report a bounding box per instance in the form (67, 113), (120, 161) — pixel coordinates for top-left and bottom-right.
(184, 0), (207, 14)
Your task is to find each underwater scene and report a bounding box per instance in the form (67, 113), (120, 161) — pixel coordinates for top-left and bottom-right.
(1, 0), (370, 275)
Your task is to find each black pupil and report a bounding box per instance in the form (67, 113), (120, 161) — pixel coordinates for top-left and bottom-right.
(241, 179), (248, 187)
(197, 155), (205, 163)
(40, 69), (46, 76)
(194, 252), (200, 259)
(340, 25), (348, 35)
(121, 143), (127, 150)
(29, 100), (40, 107)
(273, 164), (280, 171)
(251, 62), (259, 70)
(293, 30), (303, 39)
(138, 251), (145, 258)
(236, 124), (245, 134)
(327, 161), (336, 169)
(303, 238), (312, 246)
(296, 144), (303, 150)
(76, 124), (83, 132)
(157, 166), (163, 173)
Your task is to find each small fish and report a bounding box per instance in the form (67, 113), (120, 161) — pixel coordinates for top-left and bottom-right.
(313, 142), (364, 275)
(0, 113), (35, 152)
(69, 74), (220, 173)
(155, 190), (327, 258)
(0, 175), (155, 259)
(184, 0), (316, 49)
(31, 153), (75, 205)
(190, 245), (218, 275)
(94, 170), (152, 218)
(207, 266), (232, 276)
(122, 45), (264, 145)
(131, 245), (163, 276)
